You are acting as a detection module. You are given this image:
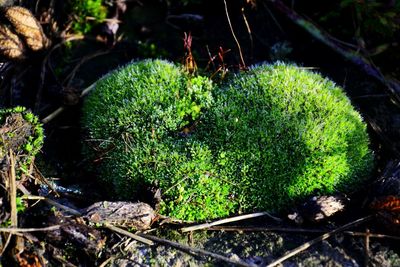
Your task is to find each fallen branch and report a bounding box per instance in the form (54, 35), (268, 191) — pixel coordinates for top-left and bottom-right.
(138, 232), (255, 267)
(267, 0), (400, 103)
(181, 211), (282, 233)
(266, 215), (373, 267)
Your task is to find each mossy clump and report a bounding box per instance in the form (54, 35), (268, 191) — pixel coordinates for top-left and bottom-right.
(82, 60), (373, 221)
(0, 107), (44, 175)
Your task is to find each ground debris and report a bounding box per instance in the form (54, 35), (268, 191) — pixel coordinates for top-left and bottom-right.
(44, 211), (106, 259)
(288, 195), (348, 224)
(370, 160), (400, 234)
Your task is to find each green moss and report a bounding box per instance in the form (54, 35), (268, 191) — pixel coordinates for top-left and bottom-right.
(0, 107), (44, 176)
(70, 0), (107, 34)
(198, 63), (373, 212)
(82, 60), (373, 221)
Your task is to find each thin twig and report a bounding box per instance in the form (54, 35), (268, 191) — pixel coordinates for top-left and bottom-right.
(35, 35), (85, 113)
(181, 212), (281, 233)
(223, 0), (246, 69)
(0, 225), (60, 233)
(138, 233), (255, 267)
(0, 234), (12, 257)
(103, 223), (154, 246)
(266, 216), (373, 267)
(63, 50), (110, 87)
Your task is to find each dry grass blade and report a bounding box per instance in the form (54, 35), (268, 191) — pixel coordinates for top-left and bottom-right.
(8, 150), (17, 227)
(266, 215), (373, 267)
(181, 212), (281, 232)
(138, 233), (255, 267)
(223, 0), (246, 69)
(0, 225), (60, 233)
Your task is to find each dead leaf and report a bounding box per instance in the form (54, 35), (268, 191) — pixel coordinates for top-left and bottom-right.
(4, 6), (50, 51)
(0, 24), (25, 60)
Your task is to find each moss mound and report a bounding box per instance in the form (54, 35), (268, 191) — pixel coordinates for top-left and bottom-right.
(0, 107), (44, 174)
(82, 59), (373, 221)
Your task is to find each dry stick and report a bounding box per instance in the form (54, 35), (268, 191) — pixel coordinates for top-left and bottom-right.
(0, 225), (60, 233)
(223, 0), (246, 69)
(103, 223), (154, 246)
(267, 0), (400, 103)
(181, 212), (281, 233)
(266, 215), (373, 267)
(365, 228), (370, 267)
(138, 233), (255, 267)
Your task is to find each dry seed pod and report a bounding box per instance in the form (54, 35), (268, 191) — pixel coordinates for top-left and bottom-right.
(4, 6), (50, 51)
(0, 24), (25, 60)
